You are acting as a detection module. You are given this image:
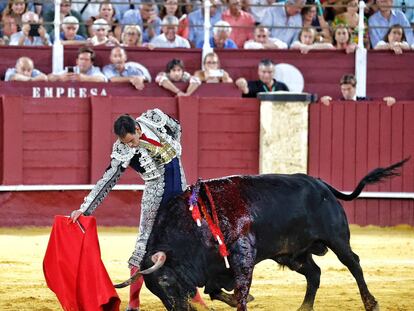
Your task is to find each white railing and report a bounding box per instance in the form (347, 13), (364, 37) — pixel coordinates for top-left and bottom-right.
(0, 185), (145, 191)
(0, 185), (412, 200)
(202, 0), (213, 67)
(52, 0), (64, 73)
(355, 0), (367, 98)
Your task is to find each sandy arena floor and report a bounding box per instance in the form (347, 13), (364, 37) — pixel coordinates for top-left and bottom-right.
(0, 225), (413, 311)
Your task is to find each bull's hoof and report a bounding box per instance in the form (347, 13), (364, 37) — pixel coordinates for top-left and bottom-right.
(210, 291), (254, 308)
(296, 304), (314, 311)
(371, 302), (380, 311)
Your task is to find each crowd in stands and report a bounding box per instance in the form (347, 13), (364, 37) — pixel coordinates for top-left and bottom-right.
(0, 0), (412, 101)
(0, 0), (412, 50)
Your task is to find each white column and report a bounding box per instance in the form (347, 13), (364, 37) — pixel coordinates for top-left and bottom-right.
(355, 0), (367, 98)
(202, 0), (213, 67)
(52, 0), (64, 74)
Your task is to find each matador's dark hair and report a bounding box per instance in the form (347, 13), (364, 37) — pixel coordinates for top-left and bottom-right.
(114, 114), (137, 137)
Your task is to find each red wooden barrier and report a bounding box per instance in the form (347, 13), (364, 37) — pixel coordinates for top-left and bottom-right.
(1, 96), (90, 185)
(0, 191), (142, 226)
(0, 94), (260, 226)
(308, 101), (414, 226)
(1, 96), (414, 226)
(1, 95), (259, 186)
(197, 96), (260, 178)
(367, 52), (414, 100)
(1, 46), (413, 100)
(0, 97), (2, 184)
(216, 49), (355, 100)
(0, 81), (241, 97)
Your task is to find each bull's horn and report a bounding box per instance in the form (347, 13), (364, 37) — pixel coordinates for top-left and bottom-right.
(113, 251), (167, 288)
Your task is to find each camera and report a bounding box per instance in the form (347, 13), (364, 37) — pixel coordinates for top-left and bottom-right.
(208, 69), (224, 78)
(66, 66), (75, 73)
(29, 24), (40, 37)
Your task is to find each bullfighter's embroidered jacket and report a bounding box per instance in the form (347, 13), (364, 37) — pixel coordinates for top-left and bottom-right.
(79, 108), (187, 267)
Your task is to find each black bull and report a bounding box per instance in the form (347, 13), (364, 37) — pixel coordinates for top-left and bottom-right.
(116, 159), (407, 311)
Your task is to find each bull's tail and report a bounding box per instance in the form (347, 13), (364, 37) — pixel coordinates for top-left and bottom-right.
(322, 158), (409, 201)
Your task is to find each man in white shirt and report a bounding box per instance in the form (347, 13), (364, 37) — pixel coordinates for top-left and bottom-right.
(261, 0), (305, 47)
(103, 46), (151, 90)
(150, 16), (191, 48)
(247, 0), (276, 23)
(244, 26), (288, 49)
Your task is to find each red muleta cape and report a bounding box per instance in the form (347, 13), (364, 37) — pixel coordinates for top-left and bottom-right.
(43, 215), (120, 311)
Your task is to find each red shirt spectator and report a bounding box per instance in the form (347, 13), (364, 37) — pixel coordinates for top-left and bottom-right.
(222, 0), (255, 48)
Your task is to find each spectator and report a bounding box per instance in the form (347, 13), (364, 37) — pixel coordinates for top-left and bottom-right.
(332, 24), (357, 53)
(332, 0), (369, 48)
(320, 73), (396, 106)
(121, 25), (143, 47)
(244, 26), (288, 49)
(290, 27), (334, 53)
(394, 0), (414, 26)
(188, 0), (223, 47)
(103, 47), (151, 90)
(87, 1), (122, 41)
(322, 0), (346, 22)
(48, 46), (107, 82)
(89, 18), (119, 46)
(221, 0), (256, 48)
(155, 58), (201, 96)
(183, 0), (201, 13)
(196, 20), (238, 48)
(2, 0), (28, 39)
(246, 0), (276, 24)
(160, 0), (189, 38)
(368, 0), (413, 47)
(301, 2), (331, 43)
(150, 15), (191, 48)
(111, 0), (138, 21)
(51, 16), (86, 44)
(43, 0), (87, 39)
(121, 0), (162, 43)
(235, 59), (289, 98)
(261, 0), (306, 47)
(71, 0), (100, 21)
(9, 11), (51, 46)
(374, 24), (410, 54)
(193, 52), (233, 83)
(4, 56), (47, 81)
